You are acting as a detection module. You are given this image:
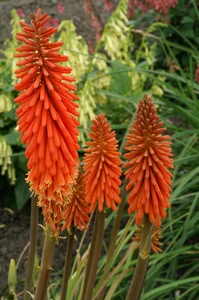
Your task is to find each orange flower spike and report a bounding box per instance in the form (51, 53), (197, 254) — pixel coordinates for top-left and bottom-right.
(14, 9), (80, 232)
(123, 95), (174, 227)
(83, 113), (122, 212)
(133, 226), (163, 254)
(62, 170), (90, 231)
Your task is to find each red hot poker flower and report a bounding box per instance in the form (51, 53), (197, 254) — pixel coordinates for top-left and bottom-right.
(62, 170), (90, 231)
(123, 95), (174, 227)
(133, 226), (163, 254)
(14, 9), (80, 231)
(83, 113), (122, 212)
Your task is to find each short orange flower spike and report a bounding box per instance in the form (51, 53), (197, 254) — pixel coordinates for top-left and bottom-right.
(133, 226), (163, 254)
(14, 9), (80, 233)
(62, 170), (90, 231)
(83, 113), (122, 212)
(123, 95), (174, 227)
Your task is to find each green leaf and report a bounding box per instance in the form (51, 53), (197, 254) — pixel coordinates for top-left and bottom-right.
(5, 109), (16, 120)
(16, 153), (28, 172)
(14, 176), (30, 210)
(182, 27), (195, 39)
(110, 61), (131, 95)
(143, 276), (199, 299)
(181, 16), (194, 24)
(5, 131), (20, 145)
(0, 119), (4, 128)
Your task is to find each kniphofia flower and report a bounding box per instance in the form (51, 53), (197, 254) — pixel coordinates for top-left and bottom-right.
(83, 113), (122, 212)
(133, 226), (163, 254)
(62, 170), (90, 231)
(123, 95), (174, 227)
(14, 9), (80, 233)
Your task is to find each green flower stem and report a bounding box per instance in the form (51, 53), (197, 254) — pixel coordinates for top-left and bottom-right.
(97, 180), (128, 300)
(24, 196), (38, 300)
(126, 214), (153, 300)
(82, 210), (105, 300)
(60, 225), (76, 300)
(34, 224), (56, 300)
(81, 211), (99, 298)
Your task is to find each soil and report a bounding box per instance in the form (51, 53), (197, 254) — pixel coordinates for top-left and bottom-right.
(0, 201), (95, 298)
(0, 0), (119, 297)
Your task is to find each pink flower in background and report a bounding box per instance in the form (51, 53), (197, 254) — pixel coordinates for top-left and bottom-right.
(195, 65), (199, 84)
(146, 0), (178, 15)
(128, 0), (178, 18)
(46, 18), (59, 28)
(102, 0), (114, 11)
(57, 2), (65, 13)
(17, 8), (25, 18)
(51, 18), (59, 27)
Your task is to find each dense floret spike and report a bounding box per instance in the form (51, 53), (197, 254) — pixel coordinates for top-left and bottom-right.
(83, 113), (122, 212)
(123, 95), (174, 227)
(14, 9), (80, 234)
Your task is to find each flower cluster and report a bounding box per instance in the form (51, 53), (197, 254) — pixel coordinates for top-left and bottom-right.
(14, 8), (174, 249)
(133, 226), (163, 253)
(146, 0), (178, 14)
(102, 0), (114, 11)
(14, 9), (79, 233)
(124, 95), (174, 227)
(83, 113), (122, 212)
(62, 170), (90, 231)
(128, 0), (178, 18)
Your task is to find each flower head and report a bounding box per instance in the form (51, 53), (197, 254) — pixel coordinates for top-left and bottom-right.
(123, 95), (174, 227)
(102, 0), (114, 11)
(146, 0), (178, 15)
(17, 8), (25, 18)
(14, 9), (80, 233)
(62, 170), (90, 231)
(133, 226), (163, 254)
(57, 2), (65, 14)
(128, 0), (178, 18)
(83, 113), (122, 212)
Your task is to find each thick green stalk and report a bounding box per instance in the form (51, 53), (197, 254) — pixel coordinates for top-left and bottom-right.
(81, 211), (99, 298)
(24, 196), (38, 300)
(97, 180), (128, 300)
(60, 226), (76, 300)
(126, 214), (153, 300)
(83, 210), (105, 300)
(34, 224), (56, 300)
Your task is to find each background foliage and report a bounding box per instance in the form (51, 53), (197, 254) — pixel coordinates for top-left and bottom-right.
(1, 0), (199, 299)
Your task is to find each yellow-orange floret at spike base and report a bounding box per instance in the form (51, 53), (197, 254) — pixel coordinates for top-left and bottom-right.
(14, 8), (80, 235)
(62, 170), (90, 231)
(123, 95), (174, 227)
(133, 226), (163, 254)
(83, 113), (122, 212)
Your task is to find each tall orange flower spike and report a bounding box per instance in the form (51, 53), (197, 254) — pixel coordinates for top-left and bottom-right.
(83, 113), (122, 212)
(123, 95), (174, 227)
(62, 170), (90, 231)
(14, 9), (80, 233)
